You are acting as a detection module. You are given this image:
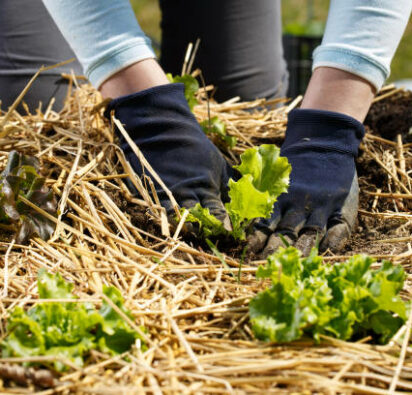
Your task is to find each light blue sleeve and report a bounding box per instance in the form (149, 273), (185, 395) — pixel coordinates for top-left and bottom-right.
(42, 0), (156, 88)
(313, 0), (412, 90)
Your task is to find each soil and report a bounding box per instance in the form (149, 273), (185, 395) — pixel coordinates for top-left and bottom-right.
(365, 90), (412, 143)
(348, 91), (412, 257)
(106, 187), (162, 237)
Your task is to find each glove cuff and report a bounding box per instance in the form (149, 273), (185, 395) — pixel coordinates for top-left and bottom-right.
(103, 83), (190, 121)
(284, 109), (365, 157)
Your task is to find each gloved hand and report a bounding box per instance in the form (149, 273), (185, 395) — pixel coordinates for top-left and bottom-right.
(249, 108), (364, 256)
(105, 83), (233, 225)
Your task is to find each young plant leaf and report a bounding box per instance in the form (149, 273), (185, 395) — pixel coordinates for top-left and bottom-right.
(235, 145), (290, 197)
(97, 285), (145, 355)
(185, 144), (291, 241)
(1, 271), (144, 371)
(249, 247), (408, 344)
(166, 73), (199, 111)
(37, 269), (75, 300)
(200, 116), (237, 149)
(184, 204), (228, 238)
(0, 151), (57, 243)
(225, 176), (274, 240)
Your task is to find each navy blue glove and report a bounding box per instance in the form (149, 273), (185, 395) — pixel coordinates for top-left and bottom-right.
(105, 83), (233, 224)
(249, 108), (364, 256)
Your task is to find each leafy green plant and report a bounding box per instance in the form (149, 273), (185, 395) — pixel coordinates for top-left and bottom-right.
(166, 73), (199, 111)
(1, 270), (144, 372)
(185, 144), (291, 240)
(0, 151), (57, 244)
(249, 246), (408, 344)
(200, 117), (237, 149)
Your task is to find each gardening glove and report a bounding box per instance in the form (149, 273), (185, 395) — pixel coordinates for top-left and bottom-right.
(104, 83), (233, 226)
(249, 108), (364, 256)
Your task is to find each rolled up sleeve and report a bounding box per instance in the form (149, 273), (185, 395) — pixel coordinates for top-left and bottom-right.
(313, 0), (412, 90)
(42, 0), (156, 87)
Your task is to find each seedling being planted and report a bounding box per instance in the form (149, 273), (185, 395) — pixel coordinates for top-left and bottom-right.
(200, 116), (237, 150)
(185, 144), (291, 240)
(0, 151), (57, 243)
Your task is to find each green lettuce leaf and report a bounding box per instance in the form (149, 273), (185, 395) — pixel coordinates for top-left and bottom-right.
(200, 116), (237, 149)
(37, 269), (74, 300)
(166, 74), (199, 111)
(2, 307), (45, 358)
(226, 176), (274, 220)
(185, 144), (291, 240)
(184, 204), (228, 238)
(250, 247), (408, 344)
(235, 145), (290, 197)
(97, 286), (144, 355)
(1, 271), (144, 371)
(225, 175), (275, 240)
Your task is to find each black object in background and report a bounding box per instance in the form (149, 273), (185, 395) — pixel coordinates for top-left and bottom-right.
(282, 34), (322, 98)
(159, 0), (289, 102)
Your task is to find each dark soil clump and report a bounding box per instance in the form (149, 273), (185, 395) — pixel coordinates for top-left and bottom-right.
(365, 90), (412, 142)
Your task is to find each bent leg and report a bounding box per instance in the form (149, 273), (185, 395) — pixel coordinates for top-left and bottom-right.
(0, 0), (82, 112)
(159, 0), (288, 102)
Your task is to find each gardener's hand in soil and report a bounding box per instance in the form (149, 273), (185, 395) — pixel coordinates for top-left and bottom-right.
(249, 68), (372, 256)
(248, 108), (364, 256)
(103, 62), (233, 226)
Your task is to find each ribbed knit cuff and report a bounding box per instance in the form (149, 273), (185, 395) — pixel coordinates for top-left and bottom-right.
(285, 109), (365, 156)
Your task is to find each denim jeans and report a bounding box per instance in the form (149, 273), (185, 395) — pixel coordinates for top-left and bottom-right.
(0, 0), (82, 111)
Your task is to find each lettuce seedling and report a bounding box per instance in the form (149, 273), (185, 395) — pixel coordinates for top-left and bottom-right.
(1, 270), (144, 372)
(166, 73), (199, 111)
(0, 151), (57, 243)
(200, 117), (237, 150)
(185, 144), (291, 240)
(249, 247), (408, 344)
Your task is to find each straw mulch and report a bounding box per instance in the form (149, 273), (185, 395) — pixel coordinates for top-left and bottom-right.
(0, 77), (411, 394)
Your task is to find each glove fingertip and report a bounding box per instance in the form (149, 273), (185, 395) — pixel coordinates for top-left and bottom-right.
(295, 230), (322, 257)
(261, 233), (294, 258)
(202, 198), (232, 231)
(320, 222), (351, 252)
(247, 230), (268, 254)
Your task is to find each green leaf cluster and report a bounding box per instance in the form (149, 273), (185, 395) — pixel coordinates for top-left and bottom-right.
(200, 117), (237, 149)
(0, 151), (57, 244)
(185, 204), (228, 238)
(1, 270), (144, 371)
(186, 145), (291, 240)
(249, 247), (408, 344)
(166, 73), (199, 111)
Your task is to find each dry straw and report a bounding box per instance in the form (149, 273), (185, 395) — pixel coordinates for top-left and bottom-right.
(0, 68), (411, 394)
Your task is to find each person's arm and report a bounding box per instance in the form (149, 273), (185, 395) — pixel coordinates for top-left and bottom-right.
(42, 0), (233, 224)
(250, 1), (412, 256)
(41, 0), (168, 95)
(304, 0), (412, 122)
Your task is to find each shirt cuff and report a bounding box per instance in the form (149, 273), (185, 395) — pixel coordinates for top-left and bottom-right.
(312, 46), (389, 91)
(87, 39), (156, 88)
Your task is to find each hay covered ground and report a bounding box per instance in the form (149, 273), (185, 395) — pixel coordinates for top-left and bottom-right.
(0, 75), (411, 394)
